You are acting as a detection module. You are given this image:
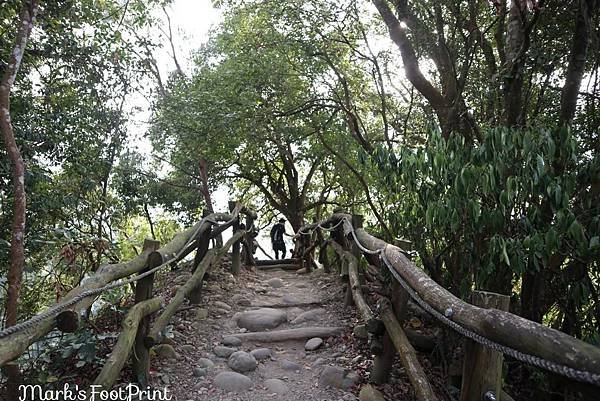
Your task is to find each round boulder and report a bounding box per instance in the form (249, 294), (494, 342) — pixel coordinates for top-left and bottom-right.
(228, 351), (258, 373)
(250, 348), (273, 361)
(233, 308), (287, 331)
(213, 371), (252, 392)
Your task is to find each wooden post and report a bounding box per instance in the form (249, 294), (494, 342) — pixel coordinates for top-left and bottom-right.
(460, 291), (510, 401)
(372, 240), (411, 384)
(243, 214), (255, 266)
(350, 214), (364, 256)
(132, 239), (160, 386)
(187, 217), (211, 304)
(229, 201), (241, 275)
(372, 281), (408, 383)
(303, 232), (313, 273)
(379, 298), (439, 401)
(95, 298), (162, 391)
(56, 310), (79, 333)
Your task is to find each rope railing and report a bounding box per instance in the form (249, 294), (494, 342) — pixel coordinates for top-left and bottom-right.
(299, 213), (600, 387)
(0, 203), (253, 366)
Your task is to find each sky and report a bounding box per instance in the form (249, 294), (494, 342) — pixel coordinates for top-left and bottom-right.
(155, 0), (223, 77)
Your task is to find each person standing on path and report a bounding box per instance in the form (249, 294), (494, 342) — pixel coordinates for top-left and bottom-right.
(270, 218), (287, 259)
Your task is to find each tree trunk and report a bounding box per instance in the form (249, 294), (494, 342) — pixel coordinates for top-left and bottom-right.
(0, 0), (39, 328)
(199, 158), (222, 246)
(560, 0), (597, 124)
(143, 203), (156, 239)
(0, 2), (40, 398)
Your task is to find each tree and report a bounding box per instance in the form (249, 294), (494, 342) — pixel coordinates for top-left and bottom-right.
(0, 0), (39, 329)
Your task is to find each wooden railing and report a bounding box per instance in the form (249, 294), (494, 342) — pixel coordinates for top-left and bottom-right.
(296, 211), (600, 400)
(0, 200), (256, 392)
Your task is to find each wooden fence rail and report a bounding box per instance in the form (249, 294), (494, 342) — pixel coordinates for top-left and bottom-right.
(0, 204), (255, 369)
(297, 211), (600, 399)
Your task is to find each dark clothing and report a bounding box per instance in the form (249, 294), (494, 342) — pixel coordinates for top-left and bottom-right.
(270, 222), (286, 259)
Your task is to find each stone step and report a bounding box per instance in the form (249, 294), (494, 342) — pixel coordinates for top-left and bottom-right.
(255, 263), (302, 271)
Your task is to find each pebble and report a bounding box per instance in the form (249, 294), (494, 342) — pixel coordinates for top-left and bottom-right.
(305, 337), (324, 351)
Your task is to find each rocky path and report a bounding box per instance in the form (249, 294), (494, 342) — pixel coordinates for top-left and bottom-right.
(148, 264), (380, 401)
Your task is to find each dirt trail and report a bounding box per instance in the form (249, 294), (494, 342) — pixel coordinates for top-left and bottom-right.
(149, 264), (366, 401)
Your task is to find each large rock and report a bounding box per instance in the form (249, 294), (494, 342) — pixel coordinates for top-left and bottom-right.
(359, 384), (385, 401)
(228, 351), (258, 373)
(305, 337), (324, 351)
(264, 379), (289, 395)
(233, 308), (287, 331)
(267, 278), (285, 288)
(214, 372), (252, 392)
(291, 308), (326, 325)
(214, 346), (236, 358)
(222, 336), (242, 346)
(319, 366), (359, 389)
(250, 348), (272, 360)
(153, 344), (178, 360)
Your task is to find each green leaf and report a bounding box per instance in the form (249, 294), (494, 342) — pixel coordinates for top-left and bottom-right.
(568, 219), (585, 245)
(536, 155), (545, 175)
(502, 240), (510, 266)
